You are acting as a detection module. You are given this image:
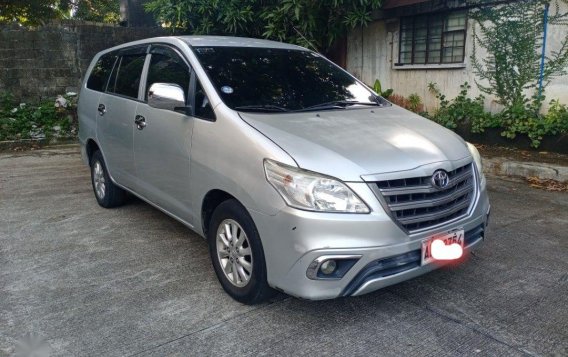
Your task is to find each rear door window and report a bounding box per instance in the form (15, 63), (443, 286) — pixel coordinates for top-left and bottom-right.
(108, 53), (147, 99)
(87, 53), (117, 92)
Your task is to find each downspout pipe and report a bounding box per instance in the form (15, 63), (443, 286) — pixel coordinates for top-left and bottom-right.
(538, 2), (550, 99)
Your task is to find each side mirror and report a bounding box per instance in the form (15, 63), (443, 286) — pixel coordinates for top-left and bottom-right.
(147, 83), (186, 112)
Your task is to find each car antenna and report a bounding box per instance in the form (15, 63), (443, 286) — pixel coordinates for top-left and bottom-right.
(292, 26), (319, 53)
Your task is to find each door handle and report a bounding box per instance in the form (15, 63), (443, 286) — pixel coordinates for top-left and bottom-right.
(98, 104), (106, 116)
(134, 115), (146, 130)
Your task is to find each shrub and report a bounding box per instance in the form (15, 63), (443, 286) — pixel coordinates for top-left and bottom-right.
(425, 82), (568, 148)
(372, 79), (393, 99)
(0, 93), (78, 142)
(546, 99), (568, 133)
(499, 98), (568, 147)
(407, 93), (424, 114)
(389, 93), (424, 114)
(427, 82), (493, 130)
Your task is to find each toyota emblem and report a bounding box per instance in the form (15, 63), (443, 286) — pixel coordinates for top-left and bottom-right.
(431, 170), (450, 189)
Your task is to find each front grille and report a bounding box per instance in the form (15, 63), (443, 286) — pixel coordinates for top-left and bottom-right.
(374, 163), (476, 232)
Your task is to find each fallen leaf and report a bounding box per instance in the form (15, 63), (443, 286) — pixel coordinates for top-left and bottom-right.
(526, 177), (568, 192)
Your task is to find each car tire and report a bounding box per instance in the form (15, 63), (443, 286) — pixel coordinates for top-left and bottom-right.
(90, 150), (126, 208)
(208, 199), (275, 304)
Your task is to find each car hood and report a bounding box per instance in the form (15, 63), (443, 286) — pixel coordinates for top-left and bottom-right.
(239, 105), (471, 182)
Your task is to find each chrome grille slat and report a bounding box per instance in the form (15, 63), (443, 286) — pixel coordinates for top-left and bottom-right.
(396, 199), (471, 225)
(389, 181), (474, 211)
(373, 163), (476, 232)
(380, 169), (473, 196)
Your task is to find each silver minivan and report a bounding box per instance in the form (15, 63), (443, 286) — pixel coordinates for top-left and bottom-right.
(79, 36), (490, 304)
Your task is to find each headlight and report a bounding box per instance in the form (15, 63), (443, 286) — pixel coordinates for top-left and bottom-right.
(466, 142), (486, 187)
(264, 159), (370, 213)
(466, 142), (482, 169)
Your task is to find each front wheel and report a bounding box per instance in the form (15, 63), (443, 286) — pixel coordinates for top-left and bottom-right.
(208, 199), (275, 304)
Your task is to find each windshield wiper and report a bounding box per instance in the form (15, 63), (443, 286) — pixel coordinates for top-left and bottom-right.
(234, 104), (290, 112)
(295, 100), (382, 112)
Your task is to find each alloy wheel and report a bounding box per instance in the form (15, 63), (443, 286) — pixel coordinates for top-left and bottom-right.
(93, 161), (106, 200)
(216, 219), (253, 287)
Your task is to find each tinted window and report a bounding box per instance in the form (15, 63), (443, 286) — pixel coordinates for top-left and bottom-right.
(87, 54), (116, 92)
(146, 47), (190, 102)
(108, 54), (146, 99)
(195, 80), (215, 120)
(193, 47), (378, 112)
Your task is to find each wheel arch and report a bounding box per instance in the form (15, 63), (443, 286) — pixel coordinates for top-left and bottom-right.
(201, 189), (239, 238)
(84, 139), (120, 187)
(85, 138), (100, 166)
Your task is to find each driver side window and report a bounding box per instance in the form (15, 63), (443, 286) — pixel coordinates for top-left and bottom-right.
(146, 47), (191, 105)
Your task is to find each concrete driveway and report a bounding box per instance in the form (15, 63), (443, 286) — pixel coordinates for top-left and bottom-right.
(1, 146), (567, 356)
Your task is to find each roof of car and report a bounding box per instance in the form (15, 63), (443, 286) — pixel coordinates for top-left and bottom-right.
(93, 36), (310, 58)
(177, 36), (306, 50)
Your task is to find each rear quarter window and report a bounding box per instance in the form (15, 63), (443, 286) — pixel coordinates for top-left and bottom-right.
(86, 54), (117, 92)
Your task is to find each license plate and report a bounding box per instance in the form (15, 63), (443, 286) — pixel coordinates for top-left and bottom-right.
(421, 229), (465, 265)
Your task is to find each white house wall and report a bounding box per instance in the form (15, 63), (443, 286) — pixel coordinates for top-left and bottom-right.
(347, 3), (568, 112)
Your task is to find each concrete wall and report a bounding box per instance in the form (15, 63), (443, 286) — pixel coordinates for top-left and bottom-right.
(346, 3), (568, 112)
(0, 21), (166, 102)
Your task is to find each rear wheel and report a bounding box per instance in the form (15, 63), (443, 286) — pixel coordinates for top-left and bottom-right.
(90, 150), (126, 208)
(208, 199), (275, 304)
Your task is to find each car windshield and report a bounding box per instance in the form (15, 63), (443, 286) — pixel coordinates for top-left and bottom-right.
(193, 46), (383, 112)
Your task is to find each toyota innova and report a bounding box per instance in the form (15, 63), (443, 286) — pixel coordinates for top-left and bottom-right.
(78, 36), (490, 304)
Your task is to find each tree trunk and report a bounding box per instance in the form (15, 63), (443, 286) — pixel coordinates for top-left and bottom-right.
(120, 0), (156, 27)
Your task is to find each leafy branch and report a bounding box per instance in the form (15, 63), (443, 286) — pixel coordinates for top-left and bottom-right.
(470, 0), (568, 109)
(143, 0), (383, 52)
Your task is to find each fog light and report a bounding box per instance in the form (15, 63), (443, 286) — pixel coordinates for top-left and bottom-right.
(320, 260), (337, 275)
(306, 255), (361, 280)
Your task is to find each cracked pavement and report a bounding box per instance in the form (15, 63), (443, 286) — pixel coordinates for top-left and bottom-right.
(1, 146), (567, 356)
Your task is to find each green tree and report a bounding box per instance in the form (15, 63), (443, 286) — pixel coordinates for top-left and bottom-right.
(143, 0), (382, 52)
(72, 0), (121, 23)
(261, 0), (382, 51)
(0, 0), (120, 26)
(470, 0), (568, 109)
(0, 0), (64, 26)
(144, 0), (262, 36)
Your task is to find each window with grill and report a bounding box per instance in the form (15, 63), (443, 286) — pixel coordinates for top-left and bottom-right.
(398, 11), (467, 65)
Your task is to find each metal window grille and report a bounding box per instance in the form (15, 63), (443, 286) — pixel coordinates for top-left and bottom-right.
(398, 10), (467, 65)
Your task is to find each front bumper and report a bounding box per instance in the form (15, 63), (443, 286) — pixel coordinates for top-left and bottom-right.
(342, 223), (485, 297)
(250, 182), (490, 300)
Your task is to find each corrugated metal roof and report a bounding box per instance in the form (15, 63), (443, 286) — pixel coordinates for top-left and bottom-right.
(383, 0), (431, 9)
